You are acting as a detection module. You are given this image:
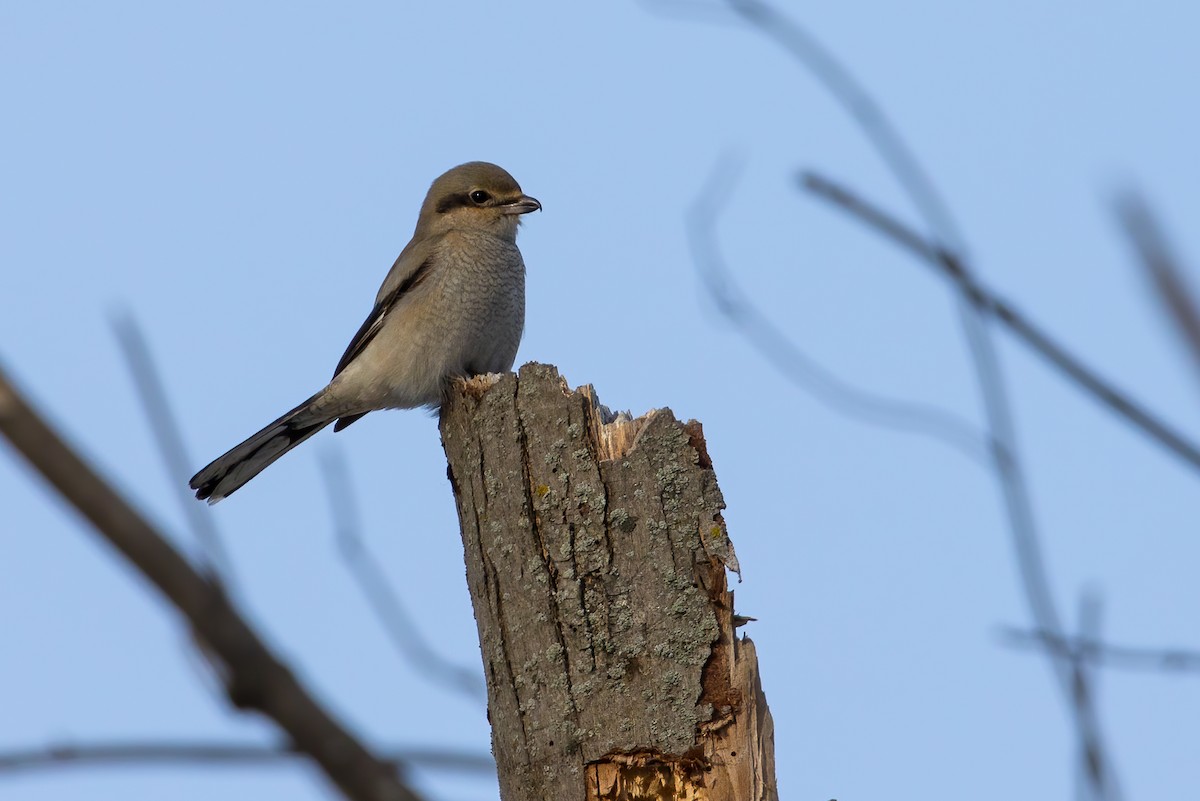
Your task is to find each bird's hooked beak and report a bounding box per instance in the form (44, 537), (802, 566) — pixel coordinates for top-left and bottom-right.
(502, 195), (542, 215)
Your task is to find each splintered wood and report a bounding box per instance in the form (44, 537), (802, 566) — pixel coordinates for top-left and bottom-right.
(440, 363), (778, 801)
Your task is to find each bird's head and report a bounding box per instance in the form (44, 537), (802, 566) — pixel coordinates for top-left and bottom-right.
(416, 161), (541, 240)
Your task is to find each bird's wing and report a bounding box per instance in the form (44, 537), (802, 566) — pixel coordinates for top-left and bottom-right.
(329, 235), (442, 432)
(374, 232), (440, 306)
(329, 252), (436, 433)
(331, 236), (440, 380)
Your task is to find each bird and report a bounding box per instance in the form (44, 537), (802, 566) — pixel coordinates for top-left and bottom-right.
(189, 161), (540, 503)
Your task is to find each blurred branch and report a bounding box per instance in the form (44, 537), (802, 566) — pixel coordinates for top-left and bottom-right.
(112, 312), (236, 586)
(0, 740), (494, 776)
(644, 0), (967, 254)
(692, 163), (1130, 797)
(0, 364), (424, 801)
(688, 155), (988, 464)
(727, 0), (967, 253)
(656, 1), (1127, 797)
(318, 447), (486, 703)
(1001, 627), (1200, 674)
(1117, 191), (1200, 391)
(803, 171), (1200, 474)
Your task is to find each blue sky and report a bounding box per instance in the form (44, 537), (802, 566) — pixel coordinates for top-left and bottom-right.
(3, 2), (1199, 799)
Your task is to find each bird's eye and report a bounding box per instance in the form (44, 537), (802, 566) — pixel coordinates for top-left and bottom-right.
(469, 190), (491, 205)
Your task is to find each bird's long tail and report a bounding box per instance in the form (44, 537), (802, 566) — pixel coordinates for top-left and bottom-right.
(190, 393), (333, 503)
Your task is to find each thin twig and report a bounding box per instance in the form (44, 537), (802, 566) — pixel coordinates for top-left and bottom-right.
(1117, 191), (1200, 391)
(111, 312), (237, 586)
(0, 363), (424, 801)
(687, 155), (988, 464)
(318, 446), (486, 703)
(0, 740), (495, 776)
(727, 0), (967, 255)
(800, 167), (1123, 801)
(757, 5), (1123, 776)
(656, 1), (1125, 796)
(645, 0), (964, 252)
(1001, 627), (1200, 674)
(802, 171), (1200, 474)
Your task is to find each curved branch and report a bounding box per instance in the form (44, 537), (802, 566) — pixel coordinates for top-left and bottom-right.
(0, 364), (423, 801)
(689, 155), (988, 464)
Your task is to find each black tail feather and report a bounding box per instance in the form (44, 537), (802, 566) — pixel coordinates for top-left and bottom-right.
(190, 394), (331, 503)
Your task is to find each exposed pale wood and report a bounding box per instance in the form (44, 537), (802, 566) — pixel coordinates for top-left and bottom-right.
(440, 363), (777, 801)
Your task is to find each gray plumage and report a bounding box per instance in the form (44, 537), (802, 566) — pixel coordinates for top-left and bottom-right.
(190, 162), (539, 503)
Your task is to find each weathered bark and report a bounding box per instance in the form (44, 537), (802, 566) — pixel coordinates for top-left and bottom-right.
(440, 363), (777, 801)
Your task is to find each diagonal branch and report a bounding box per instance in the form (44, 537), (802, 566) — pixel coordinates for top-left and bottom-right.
(796, 165), (1124, 797)
(0, 363), (424, 801)
(112, 312), (237, 585)
(1116, 192), (1200, 392)
(688, 155), (988, 464)
(802, 171), (1200, 474)
(723, 0), (966, 255)
(650, 3), (1126, 796)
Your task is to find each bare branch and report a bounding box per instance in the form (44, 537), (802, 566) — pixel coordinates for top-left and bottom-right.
(0, 363), (425, 801)
(803, 171), (1200, 475)
(1116, 191), (1200, 391)
(651, 1), (1128, 796)
(644, 0), (964, 251)
(688, 154), (988, 464)
(1001, 627), (1200, 674)
(317, 446), (486, 702)
(111, 312), (237, 586)
(0, 740), (494, 776)
(727, 0), (967, 252)
(798, 164), (1126, 799)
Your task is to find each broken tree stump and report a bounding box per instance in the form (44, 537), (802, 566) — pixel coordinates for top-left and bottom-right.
(440, 363), (778, 801)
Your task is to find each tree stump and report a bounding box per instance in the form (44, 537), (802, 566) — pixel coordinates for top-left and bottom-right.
(440, 363), (777, 801)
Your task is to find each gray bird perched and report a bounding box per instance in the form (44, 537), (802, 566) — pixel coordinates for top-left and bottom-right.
(190, 161), (540, 503)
